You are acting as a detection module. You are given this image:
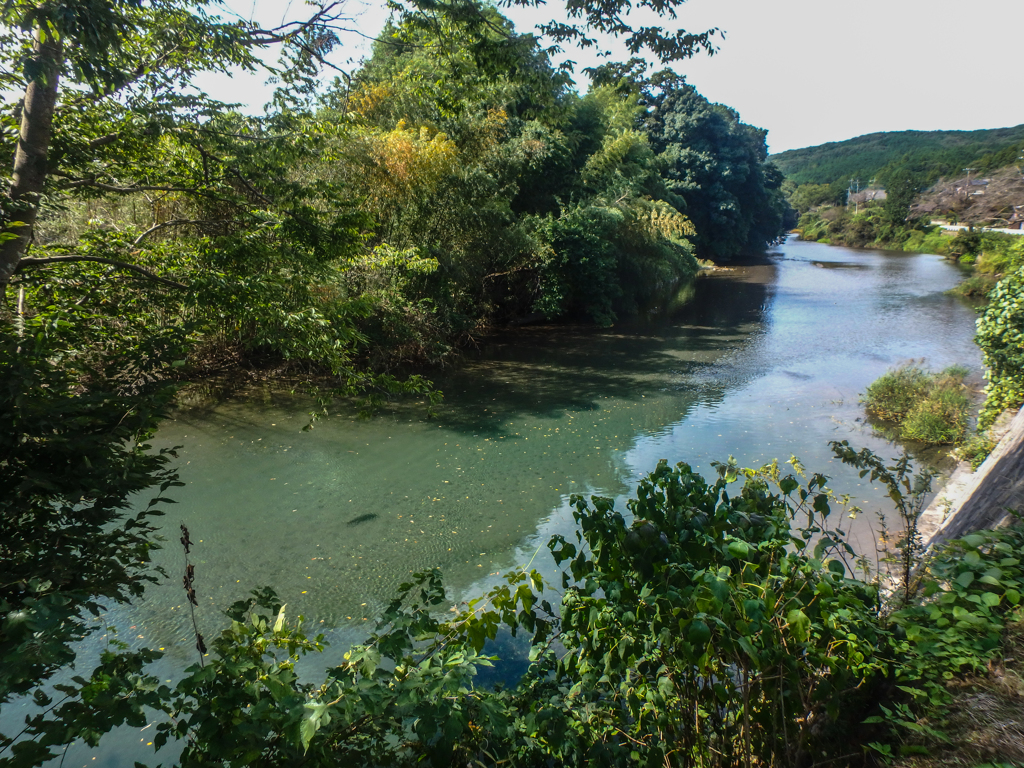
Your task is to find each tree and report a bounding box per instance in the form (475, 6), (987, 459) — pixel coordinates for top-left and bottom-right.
(882, 167), (922, 224)
(641, 72), (788, 259)
(0, 0), (719, 299)
(0, 0), (722, 711)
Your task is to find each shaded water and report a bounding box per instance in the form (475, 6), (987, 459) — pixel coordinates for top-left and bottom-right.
(4, 238), (985, 765)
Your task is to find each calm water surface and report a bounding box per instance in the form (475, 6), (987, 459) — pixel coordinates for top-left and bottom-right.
(139, 237), (982, 658)
(6, 238), (984, 764)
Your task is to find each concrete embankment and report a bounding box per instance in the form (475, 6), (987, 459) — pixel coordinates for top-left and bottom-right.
(920, 407), (1024, 546)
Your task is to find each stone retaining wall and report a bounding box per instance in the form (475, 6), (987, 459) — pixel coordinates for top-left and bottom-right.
(921, 407), (1024, 547)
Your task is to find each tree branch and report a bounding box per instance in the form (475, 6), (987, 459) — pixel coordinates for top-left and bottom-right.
(56, 178), (241, 205)
(88, 132), (122, 149)
(132, 218), (235, 246)
(15, 255), (187, 289)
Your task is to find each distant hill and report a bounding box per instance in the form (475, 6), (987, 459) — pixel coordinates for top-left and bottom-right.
(771, 126), (1024, 187)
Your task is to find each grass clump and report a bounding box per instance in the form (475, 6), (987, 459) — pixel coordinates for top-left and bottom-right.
(946, 273), (998, 300)
(863, 364), (971, 444)
(957, 432), (997, 470)
(863, 366), (934, 422)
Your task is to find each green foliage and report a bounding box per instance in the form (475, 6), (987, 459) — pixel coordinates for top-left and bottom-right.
(863, 366), (934, 421)
(957, 431), (997, 470)
(787, 181), (844, 212)
(798, 206), (971, 256)
(883, 169), (924, 224)
(829, 442), (934, 606)
(976, 268), (1024, 426)
(643, 72), (790, 259)
(974, 234), (1024, 274)
(889, 527), (1024, 716)
(8, 444), (1024, 767)
(901, 226), (952, 256)
(544, 457), (887, 767)
(946, 273), (998, 299)
(772, 126), (1024, 188)
(0, 310), (179, 703)
(862, 365), (971, 444)
(948, 229), (983, 261)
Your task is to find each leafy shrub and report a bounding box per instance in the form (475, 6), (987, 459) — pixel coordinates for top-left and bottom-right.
(957, 431), (997, 470)
(863, 365), (934, 421)
(545, 457), (888, 767)
(890, 527), (1024, 714)
(901, 227), (951, 256)
(975, 234), (1024, 274)
(946, 273), (998, 299)
(976, 267), (1024, 427)
(948, 229), (982, 261)
(902, 379), (971, 444)
(0, 308), (179, 704)
(863, 365), (971, 444)
(9, 447), (1024, 768)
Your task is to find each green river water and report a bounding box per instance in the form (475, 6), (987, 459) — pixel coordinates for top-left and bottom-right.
(4, 237), (986, 765)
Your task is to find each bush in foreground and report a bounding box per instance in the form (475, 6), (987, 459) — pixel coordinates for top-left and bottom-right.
(8, 447), (1024, 768)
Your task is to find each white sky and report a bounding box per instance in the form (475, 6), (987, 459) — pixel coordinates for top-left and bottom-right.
(199, 0), (1024, 153)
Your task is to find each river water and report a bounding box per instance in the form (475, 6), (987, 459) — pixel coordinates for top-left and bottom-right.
(4, 237), (985, 765)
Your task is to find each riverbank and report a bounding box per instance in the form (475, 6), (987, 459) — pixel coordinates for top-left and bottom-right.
(795, 207), (1024, 273)
(920, 406), (1024, 546)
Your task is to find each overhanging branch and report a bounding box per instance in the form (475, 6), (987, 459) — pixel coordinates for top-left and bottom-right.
(132, 218), (235, 246)
(15, 255), (188, 289)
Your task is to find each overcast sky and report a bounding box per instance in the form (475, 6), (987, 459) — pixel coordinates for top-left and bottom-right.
(200, 0), (1024, 154)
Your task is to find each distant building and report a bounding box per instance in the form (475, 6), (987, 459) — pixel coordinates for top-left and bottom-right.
(849, 188), (887, 204)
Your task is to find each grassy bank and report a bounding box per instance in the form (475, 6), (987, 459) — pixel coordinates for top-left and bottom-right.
(796, 207), (1024, 273)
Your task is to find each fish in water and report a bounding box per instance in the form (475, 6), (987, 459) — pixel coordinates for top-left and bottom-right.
(346, 513), (379, 526)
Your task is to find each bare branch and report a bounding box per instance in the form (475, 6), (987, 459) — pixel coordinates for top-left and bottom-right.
(88, 132), (121, 149)
(56, 178), (241, 205)
(132, 218), (236, 246)
(15, 255), (188, 289)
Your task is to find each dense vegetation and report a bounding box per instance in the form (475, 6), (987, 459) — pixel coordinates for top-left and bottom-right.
(4, 0), (1024, 766)
(772, 125), (1024, 191)
(0, 0), (796, 763)
(976, 268), (1024, 428)
(862, 365), (971, 445)
(8, 443), (1024, 767)
(796, 205), (1024, 264)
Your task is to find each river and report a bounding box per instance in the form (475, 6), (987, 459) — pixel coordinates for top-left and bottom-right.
(4, 237), (984, 765)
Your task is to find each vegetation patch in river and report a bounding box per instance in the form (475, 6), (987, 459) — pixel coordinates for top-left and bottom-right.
(863, 364), (972, 445)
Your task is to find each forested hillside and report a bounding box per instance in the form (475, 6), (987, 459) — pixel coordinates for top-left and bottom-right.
(773, 125), (1024, 189)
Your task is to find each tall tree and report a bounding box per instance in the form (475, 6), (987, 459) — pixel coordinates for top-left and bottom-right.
(642, 71), (787, 259)
(0, 0), (719, 301)
(882, 167), (923, 224)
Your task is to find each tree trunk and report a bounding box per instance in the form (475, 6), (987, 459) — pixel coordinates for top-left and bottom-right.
(0, 30), (62, 297)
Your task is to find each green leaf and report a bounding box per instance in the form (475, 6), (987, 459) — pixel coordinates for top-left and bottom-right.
(737, 636), (760, 664)
(727, 540), (749, 559)
(955, 571), (975, 588)
(981, 592), (1001, 608)
(786, 609), (810, 643)
(708, 577), (730, 604)
(688, 619), (711, 645)
(827, 559), (846, 577)
(273, 604), (287, 633)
